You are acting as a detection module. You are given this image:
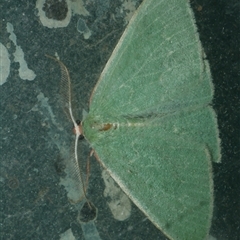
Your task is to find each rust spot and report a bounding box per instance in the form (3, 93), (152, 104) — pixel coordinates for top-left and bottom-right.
(34, 187), (51, 204)
(8, 177), (19, 190)
(196, 4), (203, 12)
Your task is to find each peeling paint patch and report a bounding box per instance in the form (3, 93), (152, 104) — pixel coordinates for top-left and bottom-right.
(6, 23), (36, 81)
(0, 43), (11, 85)
(36, 0), (89, 28)
(36, 0), (72, 28)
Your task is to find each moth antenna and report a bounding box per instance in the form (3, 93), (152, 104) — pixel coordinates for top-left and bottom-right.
(45, 54), (91, 207)
(45, 54), (73, 121)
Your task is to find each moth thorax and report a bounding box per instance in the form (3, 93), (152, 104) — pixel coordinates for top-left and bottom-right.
(73, 124), (83, 135)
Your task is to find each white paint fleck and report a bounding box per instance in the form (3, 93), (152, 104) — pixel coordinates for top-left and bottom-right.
(32, 92), (63, 131)
(0, 43), (11, 85)
(71, 0), (90, 17)
(6, 22), (36, 81)
(121, 0), (137, 24)
(59, 228), (75, 240)
(207, 235), (217, 240)
(77, 18), (92, 39)
(102, 169), (131, 221)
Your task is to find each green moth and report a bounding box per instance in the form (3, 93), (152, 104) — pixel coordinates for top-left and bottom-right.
(50, 0), (221, 239)
(81, 0), (221, 239)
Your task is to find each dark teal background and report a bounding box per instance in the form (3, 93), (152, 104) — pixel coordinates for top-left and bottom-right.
(192, 1), (240, 239)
